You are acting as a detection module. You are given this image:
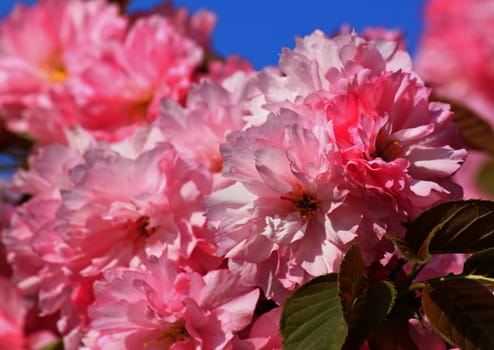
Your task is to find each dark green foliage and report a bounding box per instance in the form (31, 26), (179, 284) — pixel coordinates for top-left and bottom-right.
(422, 276), (494, 350)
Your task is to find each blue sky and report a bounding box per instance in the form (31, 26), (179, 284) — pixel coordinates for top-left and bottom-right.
(0, 0), (425, 69)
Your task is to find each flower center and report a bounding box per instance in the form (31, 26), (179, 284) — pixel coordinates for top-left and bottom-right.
(374, 130), (403, 161)
(209, 155), (223, 173)
(42, 58), (68, 83)
(136, 216), (155, 237)
(145, 320), (189, 348)
(130, 94), (154, 120)
(378, 140), (403, 161)
(281, 191), (319, 219)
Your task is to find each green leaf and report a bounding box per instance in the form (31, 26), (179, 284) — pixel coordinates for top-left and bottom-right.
(421, 275), (494, 350)
(281, 273), (348, 350)
(403, 200), (494, 262)
(385, 230), (433, 264)
(338, 244), (366, 318)
(463, 248), (494, 277)
(452, 102), (494, 156)
(342, 281), (397, 350)
(477, 160), (494, 196)
(432, 94), (494, 156)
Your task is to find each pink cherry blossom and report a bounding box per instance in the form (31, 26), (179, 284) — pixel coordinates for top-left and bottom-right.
(416, 0), (494, 200)
(0, 0), (126, 143)
(2, 143), (91, 347)
(0, 277), (58, 350)
(84, 256), (259, 350)
(76, 14), (203, 141)
(234, 307), (282, 350)
(5, 162), (77, 300)
(339, 25), (407, 51)
(3, 144), (84, 294)
(0, 0), (208, 144)
(3, 195), (60, 295)
(10, 144), (84, 197)
(416, 0), (494, 123)
(246, 30), (413, 126)
(0, 1), (478, 348)
(452, 150), (494, 199)
(159, 72), (254, 190)
(3, 121), (223, 347)
(35, 142), (214, 347)
(411, 254), (467, 283)
(207, 111), (348, 301)
(54, 143), (210, 269)
(135, 1), (217, 51)
(206, 30), (466, 302)
(0, 277), (25, 349)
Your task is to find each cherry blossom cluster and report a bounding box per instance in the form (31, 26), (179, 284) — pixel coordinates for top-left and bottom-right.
(415, 0), (494, 200)
(0, 0), (468, 349)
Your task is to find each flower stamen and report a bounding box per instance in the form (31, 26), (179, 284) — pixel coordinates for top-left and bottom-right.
(145, 320), (189, 348)
(379, 140), (403, 161)
(42, 58), (68, 83)
(373, 128), (403, 161)
(280, 192), (319, 219)
(136, 216), (155, 237)
(209, 155), (223, 173)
